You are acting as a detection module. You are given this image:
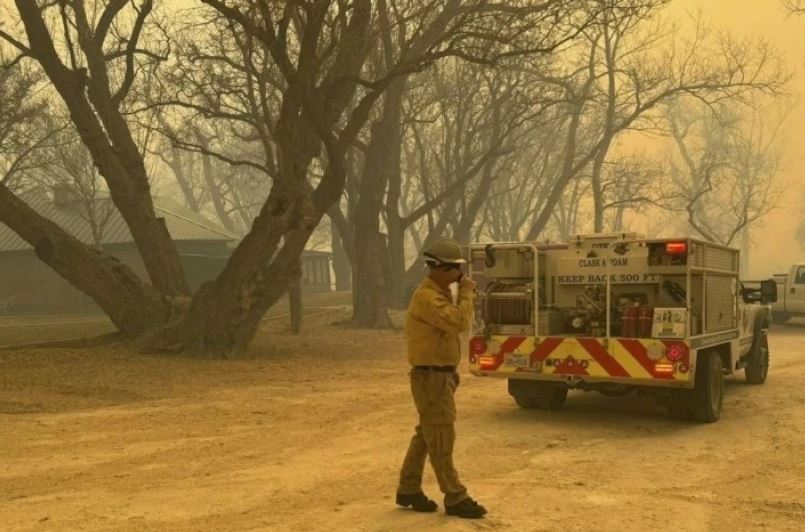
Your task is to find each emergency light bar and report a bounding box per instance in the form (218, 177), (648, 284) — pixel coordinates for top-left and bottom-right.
(665, 242), (687, 255)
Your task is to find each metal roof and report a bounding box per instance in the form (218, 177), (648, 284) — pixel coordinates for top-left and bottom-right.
(0, 191), (238, 252)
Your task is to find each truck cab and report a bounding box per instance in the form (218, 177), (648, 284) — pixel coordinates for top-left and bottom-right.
(769, 263), (805, 323)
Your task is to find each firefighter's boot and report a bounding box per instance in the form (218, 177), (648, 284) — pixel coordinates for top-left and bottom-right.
(396, 492), (438, 512)
(445, 497), (487, 519)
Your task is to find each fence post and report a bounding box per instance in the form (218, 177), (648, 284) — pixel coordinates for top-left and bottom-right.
(290, 281), (303, 334)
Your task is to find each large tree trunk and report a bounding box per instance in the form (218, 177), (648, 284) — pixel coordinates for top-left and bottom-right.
(142, 80), (351, 355)
(383, 112), (406, 309)
(144, 187), (312, 355)
(386, 216), (408, 308)
(166, 82), (326, 353)
(0, 185), (168, 335)
(329, 216), (353, 291)
(351, 80), (405, 327)
(352, 231), (394, 328)
(353, 0), (466, 317)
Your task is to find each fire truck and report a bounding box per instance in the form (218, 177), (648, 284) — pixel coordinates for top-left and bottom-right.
(467, 234), (777, 422)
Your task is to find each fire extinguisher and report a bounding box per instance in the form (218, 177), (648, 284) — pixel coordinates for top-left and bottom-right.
(622, 306), (639, 338)
(638, 306), (654, 338)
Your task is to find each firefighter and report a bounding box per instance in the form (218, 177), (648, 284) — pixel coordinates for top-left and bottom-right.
(395, 238), (487, 519)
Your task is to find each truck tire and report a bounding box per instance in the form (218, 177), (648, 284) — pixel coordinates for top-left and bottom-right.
(745, 328), (770, 385)
(513, 395), (536, 409)
(690, 353), (723, 423)
(772, 311), (791, 325)
(508, 379), (568, 410)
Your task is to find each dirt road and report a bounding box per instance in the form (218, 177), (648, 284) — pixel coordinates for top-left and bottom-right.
(2, 311), (804, 531)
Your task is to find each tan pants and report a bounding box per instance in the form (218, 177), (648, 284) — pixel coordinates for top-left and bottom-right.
(397, 368), (468, 506)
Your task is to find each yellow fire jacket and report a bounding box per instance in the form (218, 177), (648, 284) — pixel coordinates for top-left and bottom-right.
(406, 276), (475, 367)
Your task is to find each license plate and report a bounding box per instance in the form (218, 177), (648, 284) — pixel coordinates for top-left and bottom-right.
(505, 353), (529, 368)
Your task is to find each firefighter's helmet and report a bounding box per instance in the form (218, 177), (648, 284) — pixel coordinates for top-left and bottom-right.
(423, 239), (466, 265)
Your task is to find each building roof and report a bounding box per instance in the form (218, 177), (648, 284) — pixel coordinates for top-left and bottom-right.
(0, 191), (238, 252)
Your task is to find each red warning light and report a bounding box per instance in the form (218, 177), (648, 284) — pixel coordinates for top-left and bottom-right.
(470, 337), (487, 355)
(665, 242), (687, 255)
(665, 344), (684, 362)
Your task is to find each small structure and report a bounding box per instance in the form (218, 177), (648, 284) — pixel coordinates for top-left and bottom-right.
(0, 190), (332, 314)
(300, 250), (333, 293)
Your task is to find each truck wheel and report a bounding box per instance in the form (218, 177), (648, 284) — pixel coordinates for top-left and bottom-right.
(513, 395), (536, 409)
(508, 379), (568, 410)
(745, 330), (770, 385)
(690, 353), (723, 423)
(772, 311), (791, 324)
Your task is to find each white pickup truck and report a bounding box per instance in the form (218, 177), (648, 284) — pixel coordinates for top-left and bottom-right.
(768, 263), (805, 324)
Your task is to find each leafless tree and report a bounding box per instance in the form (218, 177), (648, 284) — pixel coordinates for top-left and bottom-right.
(600, 152), (663, 232)
(395, 62), (543, 294)
(550, 176), (590, 240)
(581, 1), (787, 233)
(782, 0), (805, 15)
(0, 1), (188, 298)
(523, 37), (602, 240)
(38, 130), (118, 248)
(0, 1), (188, 338)
(0, 1), (380, 353)
(661, 97), (787, 254)
(480, 99), (583, 243)
(136, 0), (389, 353)
(0, 59), (56, 191)
(326, 0), (595, 325)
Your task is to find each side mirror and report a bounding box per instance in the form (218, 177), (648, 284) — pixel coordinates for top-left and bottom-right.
(760, 279), (778, 304)
(741, 288), (760, 303)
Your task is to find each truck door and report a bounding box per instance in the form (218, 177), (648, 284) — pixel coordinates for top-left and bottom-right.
(788, 266), (805, 313)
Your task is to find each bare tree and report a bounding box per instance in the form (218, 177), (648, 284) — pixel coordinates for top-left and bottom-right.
(782, 0), (805, 15)
(661, 97), (787, 252)
(396, 61), (541, 293)
(0, 50), (166, 335)
(0, 59), (55, 191)
(583, 1), (787, 233)
(40, 131), (118, 247)
(0, 1), (189, 298)
(0, 1), (194, 339)
(0, 1), (382, 353)
(553, 177), (589, 240)
(333, 0), (594, 325)
(601, 152), (662, 232)
(133, 0), (385, 354)
(481, 102), (580, 242)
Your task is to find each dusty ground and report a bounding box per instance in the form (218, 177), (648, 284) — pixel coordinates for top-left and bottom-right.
(2, 304), (804, 532)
